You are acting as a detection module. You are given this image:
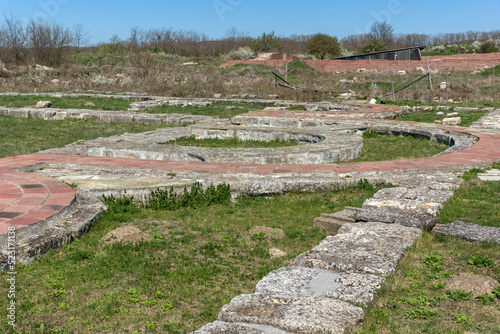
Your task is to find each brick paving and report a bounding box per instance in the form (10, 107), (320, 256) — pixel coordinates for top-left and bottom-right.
(1, 109), (500, 237)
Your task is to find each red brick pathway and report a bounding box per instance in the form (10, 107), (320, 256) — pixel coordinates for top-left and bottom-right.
(1, 121), (499, 237)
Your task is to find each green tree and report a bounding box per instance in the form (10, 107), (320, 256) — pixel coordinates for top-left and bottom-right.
(358, 39), (387, 54)
(252, 32), (282, 52)
(307, 33), (341, 59)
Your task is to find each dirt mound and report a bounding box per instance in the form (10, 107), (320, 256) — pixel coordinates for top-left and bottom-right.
(248, 226), (285, 240)
(445, 273), (499, 297)
(102, 226), (153, 245)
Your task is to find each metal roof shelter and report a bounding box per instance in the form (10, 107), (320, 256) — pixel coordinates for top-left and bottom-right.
(335, 46), (426, 61)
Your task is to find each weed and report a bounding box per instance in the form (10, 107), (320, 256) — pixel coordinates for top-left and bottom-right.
(423, 252), (444, 272)
(452, 312), (472, 324)
(493, 286), (500, 299)
(467, 255), (495, 268)
(446, 289), (472, 301)
(406, 308), (437, 319)
(430, 281), (446, 290)
(400, 295), (431, 307)
(476, 293), (496, 305)
(146, 182), (231, 210)
(252, 232), (266, 240)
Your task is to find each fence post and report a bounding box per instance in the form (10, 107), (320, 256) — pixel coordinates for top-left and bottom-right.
(391, 73), (395, 100)
(427, 64), (433, 90)
(446, 70), (449, 102)
(493, 67), (496, 99)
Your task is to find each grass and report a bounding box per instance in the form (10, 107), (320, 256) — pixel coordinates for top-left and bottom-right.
(352, 232), (500, 334)
(353, 164), (500, 334)
(0, 181), (385, 333)
(145, 103), (264, 119)
(354, 131), (449, 162)
(438, 164), (500, 227)
(395, 109), (488, 128)
(0, 115), (165, 158)
(0, 95), (136, 111)
(166, 136), (299, 148)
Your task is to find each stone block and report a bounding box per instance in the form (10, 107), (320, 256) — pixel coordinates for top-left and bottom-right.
(219, 293), (364, 334)
(36, 101), (52, 108)
(256, 266), (384, 307)
(442, 117), (461, 126)
(433, 221), (500, 243)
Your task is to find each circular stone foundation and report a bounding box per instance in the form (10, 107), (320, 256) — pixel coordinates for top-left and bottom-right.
(75, 123), (364, 164)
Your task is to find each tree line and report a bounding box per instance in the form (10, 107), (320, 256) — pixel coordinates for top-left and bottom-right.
(1, 15), (499, 69)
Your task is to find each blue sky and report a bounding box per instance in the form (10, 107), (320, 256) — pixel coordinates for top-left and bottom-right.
(1, 0), (499, 44)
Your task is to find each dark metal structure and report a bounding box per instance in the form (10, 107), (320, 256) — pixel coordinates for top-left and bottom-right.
(334, 46), (426, 61)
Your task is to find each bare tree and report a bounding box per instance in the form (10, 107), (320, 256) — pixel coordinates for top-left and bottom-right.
(72, 24), (90, 51)
(369, 21), (395, 49)
(0, 15), (27, 67)
(27, 19), (72, 66)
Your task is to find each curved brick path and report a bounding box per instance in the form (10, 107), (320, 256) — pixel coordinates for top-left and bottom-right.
(1, 119), (500, 238)
(0, 170), (74, 234)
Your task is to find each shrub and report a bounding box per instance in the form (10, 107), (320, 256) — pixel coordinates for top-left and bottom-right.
(146, 182), (231, 210)
(307, 33), (341, 59)
(227, 47), (255, 60)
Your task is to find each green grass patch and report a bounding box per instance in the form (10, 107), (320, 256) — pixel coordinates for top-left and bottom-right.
(478, 64), (500, 77)
(353, 131), (449, 162)
(0, 181), (385, 333)
(395, 109), (488, 127)
(166, 136), (299, 148)
(0, 95), (135, 111)
(0, 115), (164, 158)
(439, 171), (500, 227)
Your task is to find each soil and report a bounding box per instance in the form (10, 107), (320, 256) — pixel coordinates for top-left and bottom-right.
(101, 226), (153, 245)
(247, 226), (285, 240)
(445, 273), (499, 297)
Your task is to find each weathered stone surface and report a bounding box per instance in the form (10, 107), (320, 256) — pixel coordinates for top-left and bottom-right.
(477, 169), (500, 181)
(255, 266), (384, 307)
(356, 206), (439, 230)
(218, 293), (364, 334)
(192, 320), (280, 334)
(470, 109), (500, 131)
(36, 101), (52, 108)
(44, 124), (364, 164)
(432, 221), (500, 243)
(313, 207), (358, 236)
(442, 117), (461, 125)
(454, 107), (479, 112)
(290, 222), (421, 276)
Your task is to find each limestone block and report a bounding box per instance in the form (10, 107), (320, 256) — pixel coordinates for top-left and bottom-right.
(442, 117), (461, 126)
(218, 293), (364, 334)
(36, 101), (52, 108)
(256, 266), (384, 307)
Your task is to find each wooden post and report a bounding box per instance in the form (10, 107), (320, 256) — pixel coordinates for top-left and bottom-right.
(466, 72), (469, 102)
(391, 73), (395, 100)
(427, 64), (433, 90)
(493, 68), (496, 98)
(446, 71), (449, 102)
(285, 63), (288, 82)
